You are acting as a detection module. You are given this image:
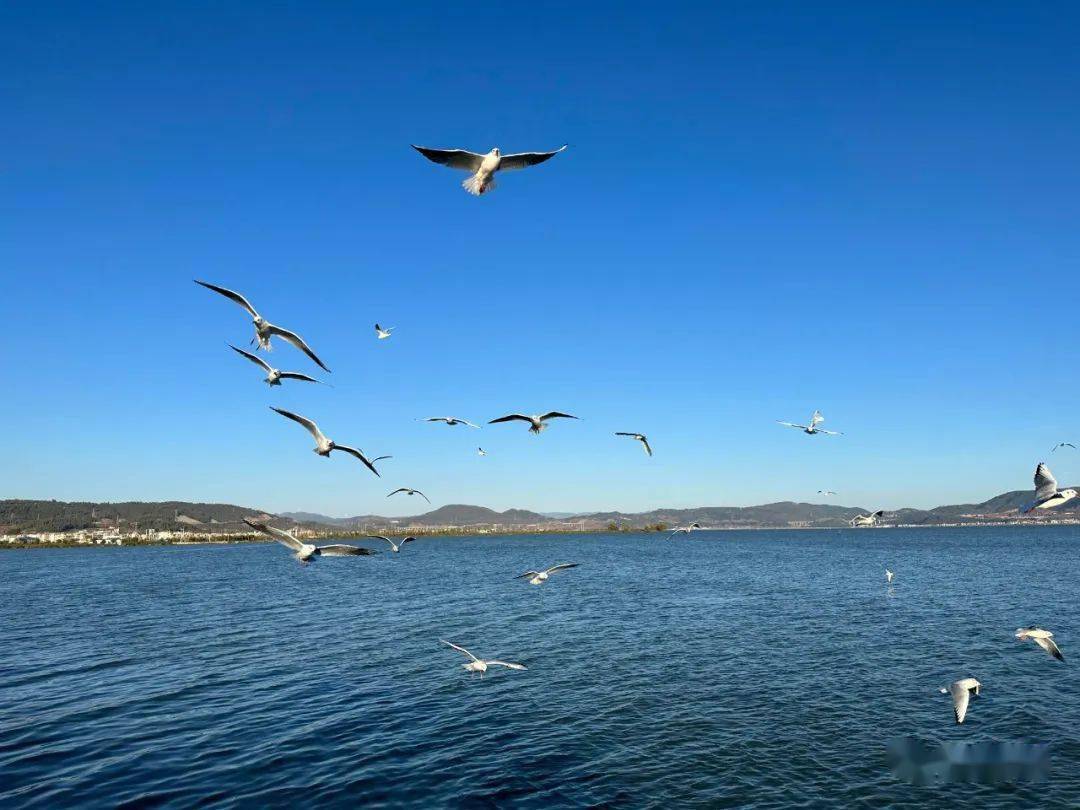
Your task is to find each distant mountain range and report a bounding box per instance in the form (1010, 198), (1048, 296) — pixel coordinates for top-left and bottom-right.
(3, 488), (1076, 535)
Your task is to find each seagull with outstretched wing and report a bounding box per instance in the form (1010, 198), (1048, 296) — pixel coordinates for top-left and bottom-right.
(421, 416), (481, 428)
(387, 487), (431, 504)
(271, 407), (386, 476)
(440, 640), (526, 677)
(940, 678), (982, 724)
(229, 344), (323, 387)
(243, 518), (377, 563)
(615, 432), (652, 456)
(412, 144), (567, 196)
(1015, 627), (1065, 661)
(1022, 462), (1077, 514)
(668, 522), (702, 539)
(777, 409), (841, 435)
(367, 535), (416, 553)
(489, 411), (578, 434)
(514, 563), (579, 586)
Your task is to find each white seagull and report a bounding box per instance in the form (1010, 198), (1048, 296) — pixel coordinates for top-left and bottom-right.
(615, 432), (653, 456)
(818, 490), (838, 496)
(440, 640), (526, 677)
(668, 522), (702, 539)
(477, 447), (487, 456)
(514, 563), (579, 586)
(368, 535), (416, 554)
(271, 407), (387, 476)
(1051, 442), (1076, 453)
(195, 280), (330, 372)
(243, 518), (376, 563)
(387, 487), (431, 504)
(850, 510), (884, 527)
(375, 323), (393, 340)
(1021, 463), (1078, 514)
(421, 416), (481, 429)
(941, 678), (982, 724)
(1015, 627), (1065, 661)
(777, 410), (842, 436)
(229, 344), (322, 387)
(412, 144), (567, 196)
(885, 568), (894, 584)
(489, 411), (579, 434)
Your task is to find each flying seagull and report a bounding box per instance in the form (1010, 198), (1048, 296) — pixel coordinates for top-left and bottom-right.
(243, 518), (376, 563)
(368, 535), (416, 554)
(387, 487), (431, 504)
(229, 344), (322, 387)
(421, 416), (481, 428)
(1021, 463), (1078, 514)
(940, 678), (982, 724)
(489, 412), (579, 434)
(1015, 627), (1065, 661)
(850, 510), (884, 528)
(271, 407), (386, 476)
(615, 432), (653, 456)
(514, 563), (579, 586)
(885, 568), (894, 584)
(195, 280), (330, 372)
(440, 640), (526, 677)
(1051, 442), (1076, 453)
(478, 447), (487, 456)
(668, 522), (702, 539)
(375, 323), (393, 340)
(412, 144), (567, 196)
(777, 410), (842, 436)
(818, 490), (837, 496)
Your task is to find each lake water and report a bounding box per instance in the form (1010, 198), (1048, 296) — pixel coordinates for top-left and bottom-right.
(2, 526), (1078, 808)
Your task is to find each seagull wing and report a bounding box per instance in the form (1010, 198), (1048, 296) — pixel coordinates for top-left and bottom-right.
(515, 570), (541, 579)
(498, 145), (567, 171)
(414, 490), (432, 504)
(332, 445), (380, 476)
(195, 280), (260, 319)
(370, 455), (392, 462)
(243, 518), (304, 552)
(423, 417), (450, 423)
(640, 437), (653, 456)
(538, 412), (578, 422)
(544, 563), (580, 575)
(318, 544), (377, 556)
(278, 371), (321, 384)
(816, 429), (843, 435)
(1034, 463), (1059, 503)
(387, 489), (409, 497)
(1035, 636), (1065, 661)
(484, 660), (527, 670)
(489, 414), (534, 425)
(412, 145), (485, 171)
(401, 536), (416, 544)
(950, 682), (972, 724)
(271, 407), (326, 444)
(460, 420), (482, 429)
(440, 639), (479, 661)
(368, 535), (397, 549)
(230, 343), (273, 372)
(265, 323), (330, 373)
(777, 421), (806, 430)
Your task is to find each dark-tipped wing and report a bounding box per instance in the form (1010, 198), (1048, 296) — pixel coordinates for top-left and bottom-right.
(489, 414), (534, 425)
(1036, 636), (1065, 661)
(317, 544), (377, 556)
(515, 570), (541, 579)
(243, 517), (304, 552)
(387, 488), (409, 497)
(271, 407), (325, 442)
(401, 536), (416, 544)
(278, 371), (321, 384)
(1034, 463), (1058, 503)
(332, 444), (380, 476)
(414, 490), (431, 504)
(265, 323), (330, 372)
(230, 343), (273, 372)
(412, 145), (485, 171)
(539, 412), (578, 422)
(498, 145), (567, 172)
(195, 280), (259, 318)
(544, 563), (579, 575)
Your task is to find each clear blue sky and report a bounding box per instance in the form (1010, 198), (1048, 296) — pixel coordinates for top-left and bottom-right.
(3, 2), (1079, 516)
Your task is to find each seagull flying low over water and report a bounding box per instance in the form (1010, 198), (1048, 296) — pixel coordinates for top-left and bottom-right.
(412, 144), (567, 196)
(387, 487), (431, 504)
(229, 344), (322, 387)
(489, 412), (579, 434)
(271, 407), (388, 476)
(243, 518), (376, 563)
(777, 410), (842, 436)
(421, 416), (481, 428)
(885, 569), (894, 584)
(1021, 463), (1078, 514)
(368, 535), (416, 553)
(515, 563), (579, 586)
(850, 510), (884, 527)
(375, 324), (393, 340)
(615, 432), (653, 456)
(440, 640), (527, 677)
(1015, 627), (1065, 661)
(668, 522), (702, 539)
(195, 280), (330, 372)
(941, 678), (982, 724)
(1051, 442), (1076, 453)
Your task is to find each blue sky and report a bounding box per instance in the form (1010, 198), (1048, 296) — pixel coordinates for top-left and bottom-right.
(3, 2), (1079, 515)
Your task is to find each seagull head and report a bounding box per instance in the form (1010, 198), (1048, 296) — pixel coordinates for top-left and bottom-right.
(491, 147), (500, 156)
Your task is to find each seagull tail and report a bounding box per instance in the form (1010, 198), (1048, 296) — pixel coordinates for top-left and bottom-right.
(462, 173), (494, 196)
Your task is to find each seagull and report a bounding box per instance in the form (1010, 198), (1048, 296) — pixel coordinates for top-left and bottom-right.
(885, 568), (894, 584)
(777, 410), (842, 436)
(421, 416), (481, 429)
(615, 432), (652, 456)
(412, 144), (567, 196)
(375, 323), (393, 340)
(850, 510), (884, 527)
(514, 563), (579, 586)
(195, 280), (330, 372)
(388, 487), (431, 504)
(477, 447), (487, 456)
(228, 344), (322, 387)
(1051, 442), (1076, 453)
(818, 490), (837, 496)
(368, 535), (416, 553)
(243, 518), (377, 563)
(668, 522), (702, 539)
(940, 678), (982, 724)
(1021, 463), (1078, 514)
(440, 640), (526, 677)
(1015, 627), (1065, 661)
(489, 412), (579, 434)
(271, 407), (386, 476)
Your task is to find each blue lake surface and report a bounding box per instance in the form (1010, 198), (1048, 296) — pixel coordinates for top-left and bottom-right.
(1, 526), (1078, 808)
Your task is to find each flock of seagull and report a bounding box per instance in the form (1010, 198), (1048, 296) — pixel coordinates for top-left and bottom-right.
(195, 143), (1072, 698)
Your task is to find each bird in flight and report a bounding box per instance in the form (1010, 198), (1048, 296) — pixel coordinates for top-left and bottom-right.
(850, 510), (884, 527)
(412, 144), (567, 196)
(195, 280), (330, 372)
(615, 432), (652, 456)
(514, 563), (579, 586)
(421, 416), (481, 428)
(818, 490), (837, 496)
(941, 678), (982, 724)
(440, 640), (526, 677)
(1021, 463), (1077, 514)
(777, 410), (841, 436)
(228, 344), (322, 387)
(271, 407), (387, 476)
(368, 535), (416, 554)
(1015, 627), (1065, 661)
(885, 568), (894, 584)
(1051, 442), (1076, 453)
(375, 323), (393, 340)
(243, 518), (376, 563)
(387, 487), (431, 504)
(668, 522), (702, 539)
(477, 447), (487, 456)
(489, 412), (579, 434)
